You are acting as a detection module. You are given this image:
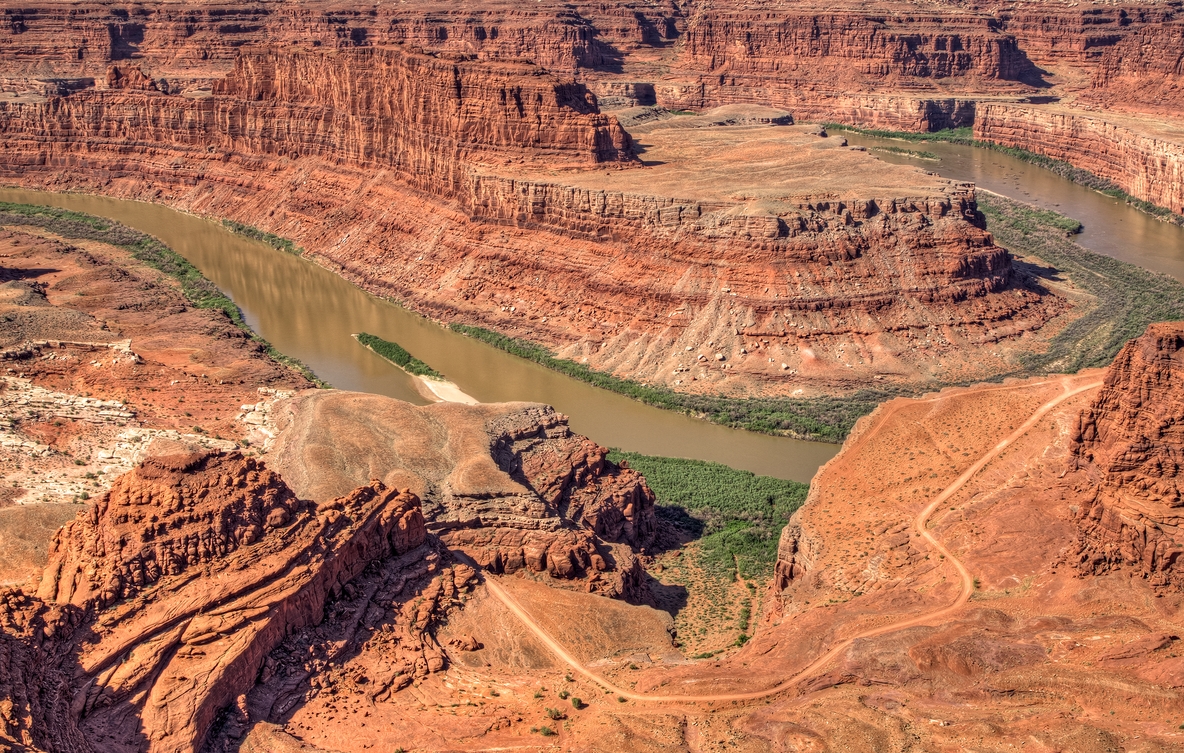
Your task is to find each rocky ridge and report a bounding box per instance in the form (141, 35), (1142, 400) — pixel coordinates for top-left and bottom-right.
(1071, 322), (1184, 588)
(265, 391), (657, 600)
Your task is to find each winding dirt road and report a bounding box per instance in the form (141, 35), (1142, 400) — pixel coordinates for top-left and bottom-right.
(471, 376), (1103, 704)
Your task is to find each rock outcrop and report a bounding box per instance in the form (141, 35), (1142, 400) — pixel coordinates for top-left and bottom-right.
(1071, 322), (1184, 588)
(0, 589), (88, 753)
(4, 450), (430, 753)
(265, 391), (656, 600)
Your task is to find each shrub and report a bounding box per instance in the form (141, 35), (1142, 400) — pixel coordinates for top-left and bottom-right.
(571, 697), (584, 709)
(356, 332), (444, 380)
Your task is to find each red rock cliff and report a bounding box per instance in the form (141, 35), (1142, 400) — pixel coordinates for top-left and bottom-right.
(13, 450), (430, 753)
(974, 103), (1184, 215)
(1071, 322), (1184, 589)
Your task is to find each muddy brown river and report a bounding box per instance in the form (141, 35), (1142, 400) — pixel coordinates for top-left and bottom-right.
(2, 138), (1178, 482)
(0, 187), (840, 481)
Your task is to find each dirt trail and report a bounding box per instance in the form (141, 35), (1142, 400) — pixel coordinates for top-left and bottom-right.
(470, 375), (1104, 704)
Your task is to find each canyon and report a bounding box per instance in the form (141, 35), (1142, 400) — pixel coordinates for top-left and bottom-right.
(1, 1), (1183, 751)
(3, 218), (1183, 749)
(7, 1), (1183, 400)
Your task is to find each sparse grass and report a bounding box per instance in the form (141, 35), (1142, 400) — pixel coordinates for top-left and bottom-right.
(979, 194), (1184, 373)
(449, 323), (886, 441)
(221, 219), (303, 254)
(0, 202), (327, 386)
(355, 332), (444, 380)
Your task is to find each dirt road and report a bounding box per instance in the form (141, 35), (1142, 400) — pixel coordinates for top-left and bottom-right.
(471, 376), (1104, 704)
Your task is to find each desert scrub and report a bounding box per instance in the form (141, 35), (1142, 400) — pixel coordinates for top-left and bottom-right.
(355, 332), (444, 380)
(823, 123), (974, 144)
(221, 219), (303, 254)
(449, 323), (886, 442)
(0, 202), (326, 386)
(607, 450), (807, 582)
(979, 194), (1184, 373)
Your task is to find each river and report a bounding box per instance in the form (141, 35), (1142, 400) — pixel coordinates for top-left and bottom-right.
(844, 133), (1184, 283)
(0, 186), (839, 482)
(2, 137), (1179, 483)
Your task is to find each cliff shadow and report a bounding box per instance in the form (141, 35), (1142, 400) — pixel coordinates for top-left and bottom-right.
(0, 266), (60, 282)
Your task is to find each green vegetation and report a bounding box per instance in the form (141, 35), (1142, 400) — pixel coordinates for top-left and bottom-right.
(980, 193), (1184, 373)
(570, 697), (584, 710)
(824, 123), (1184, 224)
(823, 123), (974, 144)
(355, 332), (444, 380)
(869, 145), (939, 160)
(545, 708), (565, 720)
(0, 202), (326, 386)
(557, 689), (569, 700)
(221, 219), (303, 254)
(608, 450), (808, 582)
(449, 323), (887, 441)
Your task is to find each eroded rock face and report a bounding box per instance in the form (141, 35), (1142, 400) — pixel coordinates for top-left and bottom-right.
(265, 391), (656, 600)
(37, 451), (302, 609)
(3, 450), (430, 753)
(0, 590), (88, 753)
(975, 103), (1184, 215)
(1071, 322), (1184, 588)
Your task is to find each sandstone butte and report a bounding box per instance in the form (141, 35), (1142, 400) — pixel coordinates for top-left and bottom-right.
(2, 298), (1183, 750)
(0, 0), (1181, 400)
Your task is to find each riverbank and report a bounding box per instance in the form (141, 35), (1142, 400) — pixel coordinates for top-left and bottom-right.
(353, 332), (478, 405)
(825, 122), (1184, 225)
(0, 202), (327, 386)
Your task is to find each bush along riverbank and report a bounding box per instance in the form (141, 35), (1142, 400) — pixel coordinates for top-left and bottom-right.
(979, 193), (1184, 374)
(823, 123), (1184, 225)
(221, 219), (303, 254)
(448, 323), (888, 442)
(354, 332), (444, 380)
(0, 202), (327, 386)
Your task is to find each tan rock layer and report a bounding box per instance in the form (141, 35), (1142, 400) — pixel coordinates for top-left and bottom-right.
(1071, 322), (1184, 588)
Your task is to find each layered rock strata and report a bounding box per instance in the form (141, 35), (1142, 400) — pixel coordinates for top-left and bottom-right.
(1071, 322), (1184, 588)
(4, 449), (432, 753)
(975, 103), (1184, 215)
(0, 61), (1063, 396)
(265, 391), (656, 600)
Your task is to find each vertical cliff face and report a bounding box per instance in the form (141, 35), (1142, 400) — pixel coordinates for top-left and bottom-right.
(0, 44), (634, 194)
(1071, 322), (1184, 589)
(974, 103), (1184, 214)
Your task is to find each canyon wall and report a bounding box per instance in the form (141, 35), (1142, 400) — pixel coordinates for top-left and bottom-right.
(1071, 322), (1184, 589)
(975, 103), (1184, 214)
(0, 39), (1064, 398)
